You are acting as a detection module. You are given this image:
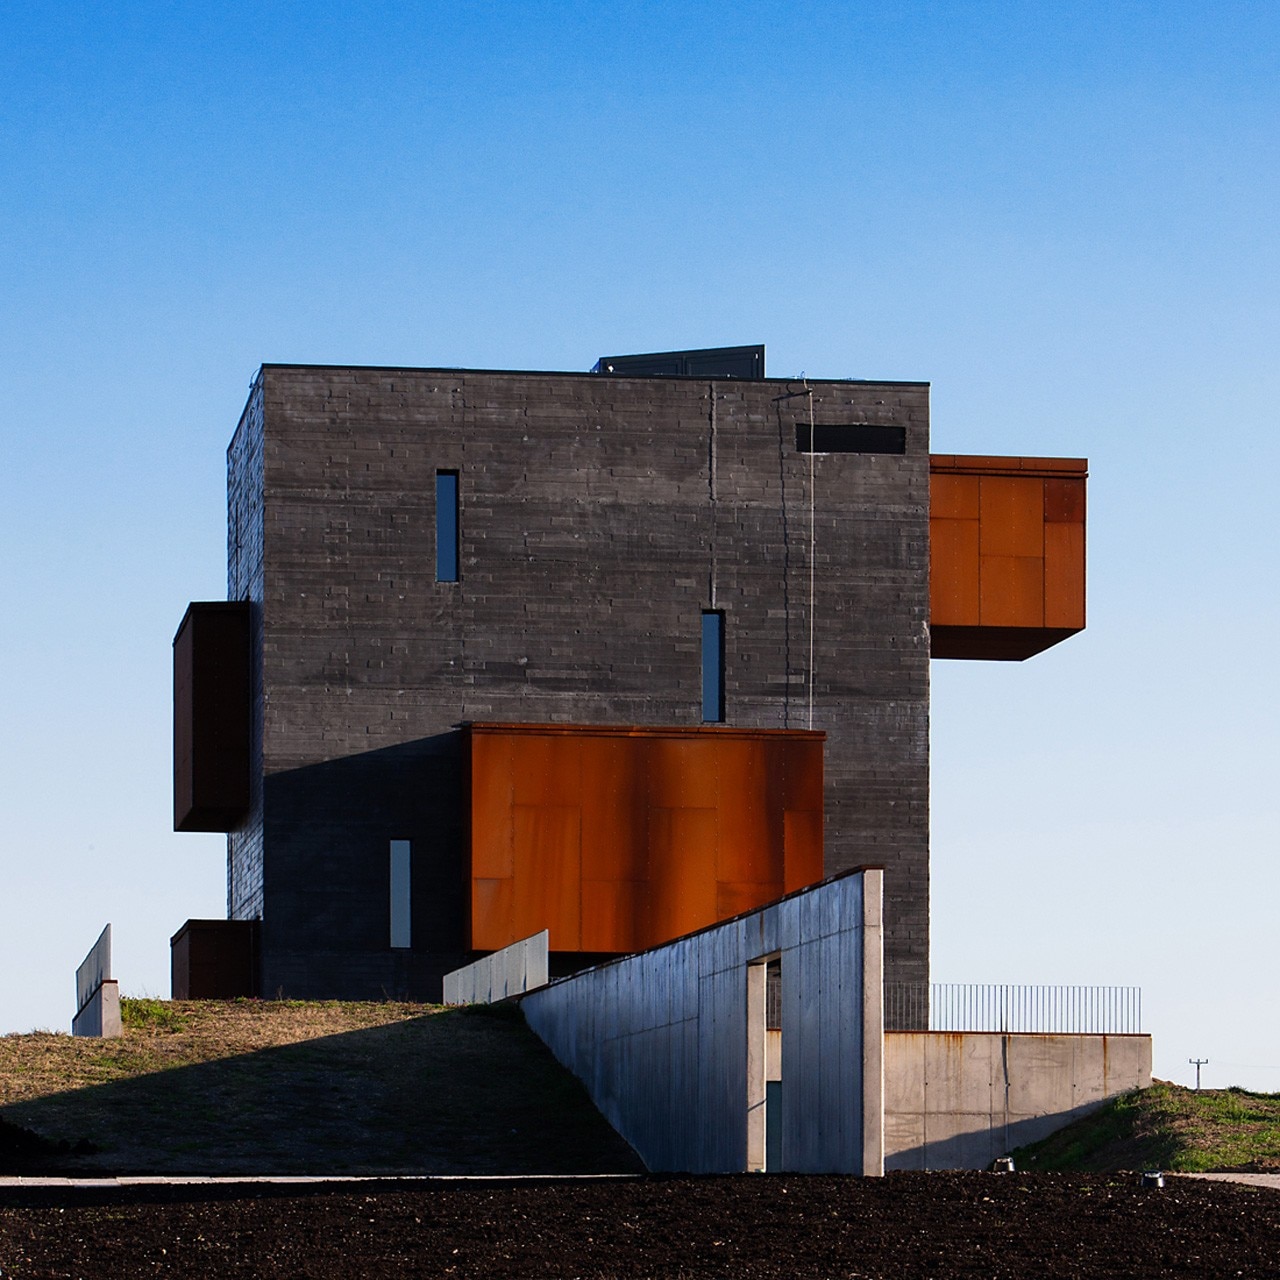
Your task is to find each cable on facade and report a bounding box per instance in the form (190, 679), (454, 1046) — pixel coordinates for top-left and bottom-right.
(804, 380), (816, 731)
(708, 383), (718, 610)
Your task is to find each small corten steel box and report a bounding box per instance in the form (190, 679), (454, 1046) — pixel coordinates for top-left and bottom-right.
(170, 918), (260, 999)
(173, 601), (251, 831)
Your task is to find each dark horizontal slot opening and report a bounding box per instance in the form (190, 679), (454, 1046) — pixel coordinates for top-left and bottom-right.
(797, 423), (907, 454)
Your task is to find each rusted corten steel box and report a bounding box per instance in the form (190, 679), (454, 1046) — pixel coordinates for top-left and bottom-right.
(170, 918), (259, 998)
(929, 456), (1087, 660)
(173, 601), (251, 831)
(468, 723), (825, 954)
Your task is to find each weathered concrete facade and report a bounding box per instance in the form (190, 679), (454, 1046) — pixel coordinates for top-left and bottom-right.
(884, 1031), (1153, 1170)
(224, 363), (930, 1000)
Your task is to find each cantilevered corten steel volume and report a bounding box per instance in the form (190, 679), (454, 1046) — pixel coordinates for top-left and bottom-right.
(171, 347), (1086, 1004)
(468, 723), (824, 955)
(929, 455), (1087, 660)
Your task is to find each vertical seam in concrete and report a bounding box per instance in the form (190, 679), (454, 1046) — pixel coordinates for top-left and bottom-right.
(862, 868), (885, 1175)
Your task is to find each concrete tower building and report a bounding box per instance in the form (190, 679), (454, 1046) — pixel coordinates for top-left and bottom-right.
(172, 346), (1085, 1008)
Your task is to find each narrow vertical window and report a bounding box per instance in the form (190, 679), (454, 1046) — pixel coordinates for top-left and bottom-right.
(436, 471), (459, 582)
(390, 840), (411, 949)
(702, 610), (724, 722)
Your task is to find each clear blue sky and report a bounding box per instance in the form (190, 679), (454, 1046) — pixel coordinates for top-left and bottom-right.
(2, 1), (1276, 1089)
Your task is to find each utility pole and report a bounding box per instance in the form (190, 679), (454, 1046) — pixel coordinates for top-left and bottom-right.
(1189, 1058), (1208, 1090)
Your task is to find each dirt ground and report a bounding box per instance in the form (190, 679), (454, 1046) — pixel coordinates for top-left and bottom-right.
(2, 1172), (1279, 1279)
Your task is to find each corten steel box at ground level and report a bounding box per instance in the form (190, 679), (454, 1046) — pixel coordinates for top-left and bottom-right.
(171, 919), (260, 999)
(929, 455), (1087, 660)
(173, 602), (251, 831)
(468, 723), (825, 954)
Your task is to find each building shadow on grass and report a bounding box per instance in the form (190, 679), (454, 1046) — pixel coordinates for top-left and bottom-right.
(1, 1006), (643, 1177)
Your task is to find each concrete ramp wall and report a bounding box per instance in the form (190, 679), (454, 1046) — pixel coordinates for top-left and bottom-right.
(520, 869), (883, 1175)
(885, 1031), (1153, 1170)
(443, 931), (549, 1004)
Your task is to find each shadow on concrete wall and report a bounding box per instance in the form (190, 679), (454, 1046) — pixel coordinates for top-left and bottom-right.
(885, 1101), (1116, 1172)
(259, 732), (468, 1001)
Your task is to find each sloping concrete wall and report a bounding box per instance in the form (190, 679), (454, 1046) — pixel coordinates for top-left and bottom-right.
(442, 931), (549, 1004)
(72, 925), (121, 1039)
(885, 1031), (1152, 1170)
(521, 870), (883, 1175)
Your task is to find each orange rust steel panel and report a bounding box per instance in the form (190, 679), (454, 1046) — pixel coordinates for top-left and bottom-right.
(647, 736), (720, 809)
(931, 473), (981, 520)
(774, 736), (824, 813)
(1016, 457), (1088, 475)
(470, 877), (515, 951)
(930, 457), (1086, 660)
(470, 733), (515, 880)
(713, 737), (777, 886)
(468, 725), (826, 955)
(512, 805), (582, 950)
(716, 881), (784, 922)
(944, 454), (1013, 474)
(581, 879), (646, 953)
(979, 476), (1044, 558)
(1044, 522), (1086, 629)
(783, 810), (824, 893)
(512, 732), (583, 808)
(980, 554), (1045, 628)
(648, 807), (719, 941)
(1044, 476), (1086, 524)
(580, 736), (649, 883)
(931, 455), (1088, 478)
(930, 519), (980, 627)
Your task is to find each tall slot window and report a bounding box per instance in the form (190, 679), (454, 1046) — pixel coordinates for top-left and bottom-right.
(701, 610), (724, 722)
(436, 470), (459, 582)
(389, 840), (411, 949)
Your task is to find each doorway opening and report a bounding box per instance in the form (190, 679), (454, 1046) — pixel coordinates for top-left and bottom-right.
(747, 954), (782, 1170)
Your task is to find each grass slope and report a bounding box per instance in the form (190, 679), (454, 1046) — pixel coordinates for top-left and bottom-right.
(0, 998), (643, 1176)
(1012, 1082), (1280, 1173)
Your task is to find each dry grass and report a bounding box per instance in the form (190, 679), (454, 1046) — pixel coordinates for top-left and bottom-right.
(0, 999), (642, 1176)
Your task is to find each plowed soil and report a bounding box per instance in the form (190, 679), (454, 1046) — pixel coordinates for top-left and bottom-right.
(3, 1172), (1279, 1279)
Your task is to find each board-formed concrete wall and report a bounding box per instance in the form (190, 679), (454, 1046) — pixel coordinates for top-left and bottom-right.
(521, 869), (884, 1175)
(443, 930), (549, 1005)
(223, 364), (930, 1001)
(885, 1031), (1152, 1170)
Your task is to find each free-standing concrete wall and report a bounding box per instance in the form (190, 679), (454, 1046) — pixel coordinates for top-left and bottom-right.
(72, 925), (122, 1039)
(520, 869), (883, 1175)
(442, 930), (549, 1004)
(885, 1031), (1152, 1170)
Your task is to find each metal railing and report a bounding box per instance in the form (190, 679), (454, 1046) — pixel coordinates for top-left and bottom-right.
(884, 983), (1142, 1035)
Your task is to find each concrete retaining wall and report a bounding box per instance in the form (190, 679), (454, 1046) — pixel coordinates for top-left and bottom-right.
(521, 870), (883, 1175)
(443, 931), (549, 1004)
(885, 1031), (1153, 1170)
